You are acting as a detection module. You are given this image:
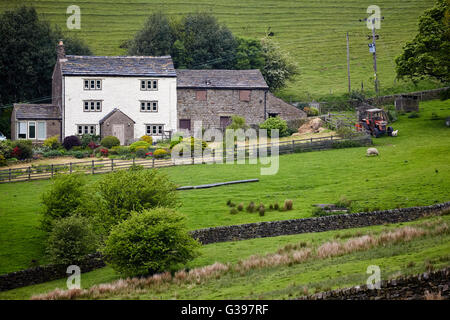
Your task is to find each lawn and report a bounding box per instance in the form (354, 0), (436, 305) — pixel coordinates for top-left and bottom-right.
(1, 214), (448, 299)
(0, 99), (449, 274)
(0, 0), (441, 100)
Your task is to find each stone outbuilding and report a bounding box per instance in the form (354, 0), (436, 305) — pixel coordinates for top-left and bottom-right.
(176, 69), (306, 131)
(10, 104), (61, 142)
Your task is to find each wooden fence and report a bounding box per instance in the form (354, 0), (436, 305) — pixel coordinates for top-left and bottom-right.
(0, 135), (371, 184)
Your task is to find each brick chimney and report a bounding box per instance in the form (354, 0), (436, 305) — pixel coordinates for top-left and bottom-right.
(57, 40), (66, 61)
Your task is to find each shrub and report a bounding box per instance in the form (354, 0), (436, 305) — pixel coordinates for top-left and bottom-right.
(71, 151), (86, 159)
(136, 147), (148, 158)
(304, 107), (319, 116)
(62, 135), (82, 150)
(0, 140), (12, 159)
(230, 208), (238, 215)
(153, 148), (168, 159)
(237, 203), (244, 211)
(91, 169), (178, 230)
(258, 206), (265, 216)
(274, 203), (279, 210)
(284, 199), (293, 211)
(80, 134), (101, 148)
(43, 150), (64, 158)
(336, 126), (362, 139)
(111, 146), (130, 156)
(103, 208), (200, 276)
(11, 140), (33, 160)
(246, 201), (256, 213)
(41, 173), (87, 231)
(335, 196), (352, 208)
(331, 140), (364, 149)
(312, 207), (332, 217)
(130, 140), (150, 152)
(88, 141), (100, 150)
(140, 135), (153, 145)
(101, 136), (120, 149)
(387, 109), (398, 122)
(43, 135), (61, 150)
(259, 116), (289, 137)
(46, 215), (98, 265)
(0, 155), (6, 166)
(227, 115), (249, 130)
(100, 148), (109, 157)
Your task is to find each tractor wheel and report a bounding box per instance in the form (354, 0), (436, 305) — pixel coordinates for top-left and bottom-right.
(374, 128), (381, 138)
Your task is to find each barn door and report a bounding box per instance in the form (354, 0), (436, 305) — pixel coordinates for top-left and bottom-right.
(112, 124), (125, 145)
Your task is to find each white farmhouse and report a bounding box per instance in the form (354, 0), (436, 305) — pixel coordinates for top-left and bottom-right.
(55, 41), (177, 144)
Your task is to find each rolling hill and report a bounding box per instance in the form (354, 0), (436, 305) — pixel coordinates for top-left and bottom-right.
(0, 0), (440, 100)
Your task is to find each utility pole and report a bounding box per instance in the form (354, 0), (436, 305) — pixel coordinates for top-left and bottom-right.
(346, 32), (351, 94)
(359, 15), (384, 95)
(370, 21), (378, 95)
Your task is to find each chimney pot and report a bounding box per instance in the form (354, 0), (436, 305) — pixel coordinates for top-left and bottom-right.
(57, 40), (66, 60)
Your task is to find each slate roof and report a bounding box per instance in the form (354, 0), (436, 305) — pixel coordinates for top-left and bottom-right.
(99, 108), (135, 124)
(61, 55), (176, 77)
(176, 69), (269, 89)
(14, 104), (61, 120)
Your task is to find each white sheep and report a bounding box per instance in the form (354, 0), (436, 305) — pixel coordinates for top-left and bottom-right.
(366, 148), (379, 156)
(391, 130), (398, 137)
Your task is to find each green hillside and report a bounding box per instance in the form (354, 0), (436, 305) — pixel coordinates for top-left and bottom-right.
(0, 0), (440, 99)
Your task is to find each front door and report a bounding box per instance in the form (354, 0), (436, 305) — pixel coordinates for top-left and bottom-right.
(112, 124), (125, 145)
(179, 119), (191, 131)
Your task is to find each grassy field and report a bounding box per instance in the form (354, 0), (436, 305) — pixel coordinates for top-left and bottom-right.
(0, 0), (441, 100)
(0, 99), (449, 274)
(1, 214), (448, 299)
(0, 99), (449, 275)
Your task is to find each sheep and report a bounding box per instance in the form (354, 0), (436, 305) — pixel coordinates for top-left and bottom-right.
(366, 148), (379, 156)
(391, 130), (398, 137)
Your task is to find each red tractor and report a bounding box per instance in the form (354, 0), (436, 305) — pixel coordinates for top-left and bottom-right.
(355, 108), (394, 138)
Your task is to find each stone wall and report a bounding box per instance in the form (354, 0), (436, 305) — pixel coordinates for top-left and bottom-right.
(300, 268), (450, 300)
(177, 88), (306, 130)
(190, 202), (450, 245)
(0, 253), (105, 292)
(1, 202), (448, 292)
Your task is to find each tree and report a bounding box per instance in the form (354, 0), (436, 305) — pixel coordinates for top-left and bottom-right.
(103, 208), (200, 276)
(260, 36), (299, 92)
(235, 37), (265, 70)
(128, 12), (174, 56)
(0, 6), (92, 138)
(395, 0), (450, 84)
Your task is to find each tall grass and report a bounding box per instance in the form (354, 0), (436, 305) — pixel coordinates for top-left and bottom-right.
(31, 220), (448, 300)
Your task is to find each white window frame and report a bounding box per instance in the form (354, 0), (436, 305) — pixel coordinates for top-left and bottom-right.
(83, 100), (102, 112)
(140, 101), (158, 112)
(83, 79), (102, 91)
(140, 79), (158, 91)
(17, 120), (46, 140)
(77, 125), (97, 135)
(145, 124), (164, 136)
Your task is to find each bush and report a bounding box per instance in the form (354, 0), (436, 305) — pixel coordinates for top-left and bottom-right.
(62, 135), (82, 150)
(153, 148), (168, 158)
(91, 169), (178, 230)
(130, 140), (150, 152)
(140, 135), (153, 145)
(41, 173), (87, 231)
(0, 140), (12, 159)
(136, 147), (148, 158)
(283, 199), (293, 211)
(227, 115), (249, 130)
(103, 208), (200, 276)
(43, 135), (61, 150)
(0, 154), (6, 166)
(46, 215), (98, 265)
(246, 201), (256, 213)
(331, 139), (364, 149)
(80, 134), (101, 148)
(43, 149), (65, 158)
(11, 140), (33, 160)
(111, 146), (130, 156)
(303, 107), (319, 116)
(259, 116), (289, 137)
(100, 148), (108, 157)
(335, 126), (362, 139)
(101, 136), (120, 149)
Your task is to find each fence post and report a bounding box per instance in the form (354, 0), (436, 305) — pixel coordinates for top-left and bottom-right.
(111, 158), (114, 171)
(92, 160), (95, 175)
(152, 157), (155, 168)
(292, 140), (295, 152)
(69, 162), (72, 174)
(28, 166), (31, 181)
(9, 168), (11, 182)
(51, 164), (53, 178)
